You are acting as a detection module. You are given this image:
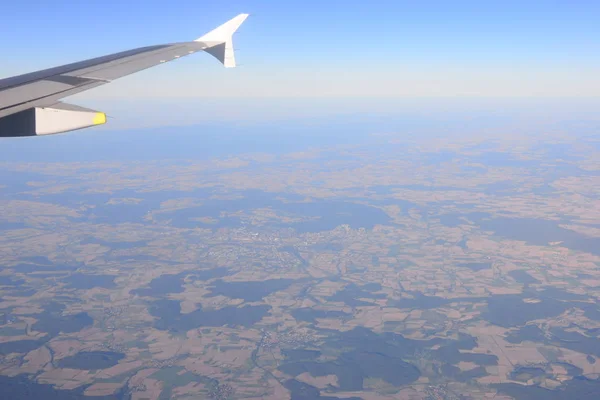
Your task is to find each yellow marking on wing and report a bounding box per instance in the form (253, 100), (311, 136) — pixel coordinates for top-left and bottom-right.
(93, 112), (107, 125)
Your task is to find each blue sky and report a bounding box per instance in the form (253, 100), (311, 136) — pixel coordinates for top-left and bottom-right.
(1, 1), (599, 126)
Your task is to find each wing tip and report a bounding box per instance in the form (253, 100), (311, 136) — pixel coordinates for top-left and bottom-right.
(196, 14), (249, 68)
(195, 13), (249, 43)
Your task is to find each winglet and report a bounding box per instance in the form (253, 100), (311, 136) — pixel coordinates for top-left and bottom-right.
(195, 14), (249, 68)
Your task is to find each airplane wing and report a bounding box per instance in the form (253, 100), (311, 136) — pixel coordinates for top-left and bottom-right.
(0, 14), (248, 137)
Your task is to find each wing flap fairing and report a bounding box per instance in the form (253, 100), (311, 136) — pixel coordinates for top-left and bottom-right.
(0, 102), (105, 137)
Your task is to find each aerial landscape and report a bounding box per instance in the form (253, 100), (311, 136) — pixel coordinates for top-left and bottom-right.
(0, 126), (599, 399)
(1, 1), (600, 399)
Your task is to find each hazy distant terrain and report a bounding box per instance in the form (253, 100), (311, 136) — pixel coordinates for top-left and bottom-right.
(0, 122), (599, 399)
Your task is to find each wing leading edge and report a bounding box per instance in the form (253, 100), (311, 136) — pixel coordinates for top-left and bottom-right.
(0, 14), (249, 137)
